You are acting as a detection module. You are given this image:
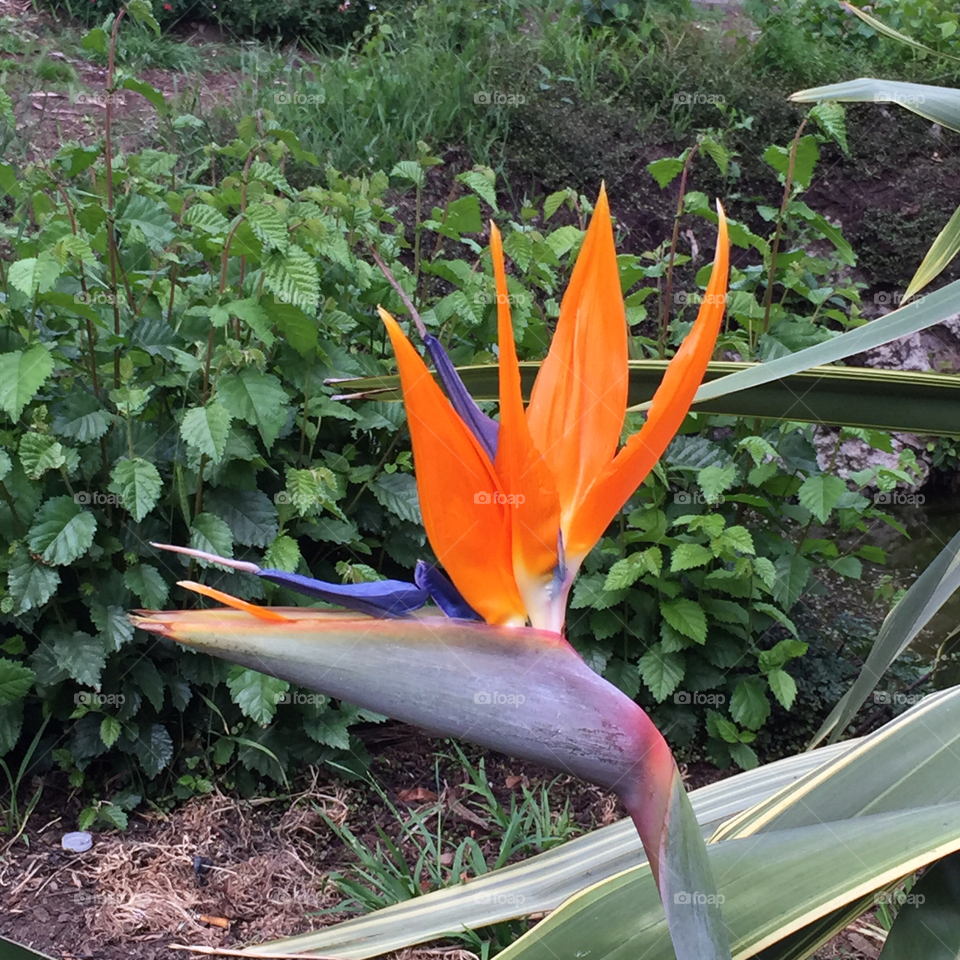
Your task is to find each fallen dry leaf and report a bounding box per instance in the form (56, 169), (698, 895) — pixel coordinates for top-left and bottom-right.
(398, 787), (439, 803)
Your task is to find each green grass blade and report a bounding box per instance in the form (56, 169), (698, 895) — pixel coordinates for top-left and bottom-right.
(246, 746), (849, 958)
(878, 851), (960, 959)
(495, 803), (960, 960)
(789, 78), (960, 132)
(840, 1), (960, 64)
(905, 201), (960, 300)
(809, 528), (960, 748)
(717, 688), (960, 839)
(336, 362), (960, 436)
(0, 938), (57, 960)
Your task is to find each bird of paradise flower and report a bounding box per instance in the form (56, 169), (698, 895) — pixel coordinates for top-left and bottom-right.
(133, 187), (731, 959)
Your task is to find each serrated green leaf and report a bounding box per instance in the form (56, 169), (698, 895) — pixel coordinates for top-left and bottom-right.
(229, 298), (276, 347)
(457, 169), (498, 211)
(100, 715), (121, 748)
(183, 203), (231, 234)
(125, 564), (169, 609)
(713, 525), (756, 556)
(798, 474), (847, 523)
(372, 473), (421, 524)
(27, 496), (97, 565)
(8, 547), (61, 615)
(190, 512), (234, 561)
(0, 658), (35, 706)
(218, 369), (289, 450)
(0, 701), (24, 754)
(121, 77), (165, 111)
(391, 160), (425, 188)
(18, 432), (66, 480)
(638, 645), (685, 701)
(206, 488), (278, 548)
(131, 660), (165, 712)
(133, 723), (173, 778)
(263, 534), (301, 572)
(90, 603), (135, 653)
(55, 632), (105, 688)
(647, 157), (684, 189)
(731, 677), (771, 730)
(116, 194), (176, 252)
(697, 463), (737, 503)
(262, 244), (321, 312)
(0, 346), (54, 423)
(660, 598), (708, 644)
(181, 403), (232, 464)
(8, 253), (62, 297)
(227, 667), (289, 725)
(246, 202), (289, 251)
(810, 101), (848, 154)
(110, 457), (162, 522)
(544, 190), (569, 220)
(768, 669), (798, 710)
(671, 543), (715, 572)
(52, 393), (111, 442)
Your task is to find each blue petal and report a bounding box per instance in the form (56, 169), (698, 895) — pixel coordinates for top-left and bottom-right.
(423, 335), (499, 461)
(257, 569), (428, 618)
(414, 561), (483, 621)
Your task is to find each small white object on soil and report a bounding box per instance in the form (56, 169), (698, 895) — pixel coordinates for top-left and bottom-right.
(61, 831), (93, 852)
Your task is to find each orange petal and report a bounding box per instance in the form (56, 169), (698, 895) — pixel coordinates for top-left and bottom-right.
(380, 308), (526, 626)
(177, 581), (294, 621)
(526, 185), (629, 538)
(489, 224), (562, 627)
(566, 203), (730, 563)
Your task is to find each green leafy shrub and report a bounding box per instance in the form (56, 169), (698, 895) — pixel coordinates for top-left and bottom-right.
(40, 0), (379, 47)
(0, 11), (906, 813)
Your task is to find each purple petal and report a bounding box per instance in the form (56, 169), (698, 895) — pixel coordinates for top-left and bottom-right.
(257, 569), (428, 618)
(423, 335), (499, 461)
(151, 543), (427, 618)
(414, 561), (483, 621)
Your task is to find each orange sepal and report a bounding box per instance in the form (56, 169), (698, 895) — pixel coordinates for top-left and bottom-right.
(490, 224), (561, 618)
(566, 203), (730, 562)
(526, 184), (629, 534)
(177, 581), (294, 621)
(380, 308), (527, 626)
